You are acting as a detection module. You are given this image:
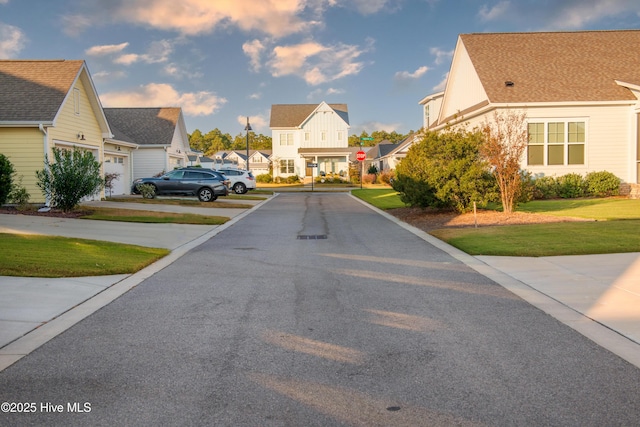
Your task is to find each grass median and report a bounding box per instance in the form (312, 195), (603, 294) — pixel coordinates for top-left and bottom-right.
(1, 201), (234, 277)
(0, 233), (169, 277)
(352, 188), (640, 256)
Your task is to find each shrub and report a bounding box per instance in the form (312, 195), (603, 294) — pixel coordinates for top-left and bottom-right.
(585, 171), (620, 197)
(367, 164), (378, 175)
(36, 148), (103, 212)
(0, 153), (15, 205)
(256, 173), (272, 183)
(518, 170), (535, 203)
(362, 173), (376, 184)
(136, 183), (157, 199)
(377, 169), (395, 185)
(533, 176), (558, 199)
(8, 176), (30, 209)
(394, 128), (497, 212)
(104, 172), (120, 198)
(286, 175), (300, 184)
(557, 173), (586, 198)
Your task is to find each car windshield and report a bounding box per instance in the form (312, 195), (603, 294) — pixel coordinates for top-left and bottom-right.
(164, 170), (184, 179)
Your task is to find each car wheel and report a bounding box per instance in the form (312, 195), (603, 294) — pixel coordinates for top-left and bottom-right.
(233, 182), (247, 194)
(198, 187), (216, 202)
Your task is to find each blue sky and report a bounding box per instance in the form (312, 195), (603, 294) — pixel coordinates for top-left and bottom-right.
(1, 0), (640, 137)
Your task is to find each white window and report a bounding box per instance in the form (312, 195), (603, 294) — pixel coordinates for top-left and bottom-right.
(337, 131), (343, 141)
(280, 133), (294, 145)
(527, 120), (586, 166)
(321, 131), (326, 141)
(279, 159), (295, 173)
(305, 132), (310, 142)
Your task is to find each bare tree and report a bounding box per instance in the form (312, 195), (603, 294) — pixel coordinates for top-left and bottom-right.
(480, 110), (528, 214)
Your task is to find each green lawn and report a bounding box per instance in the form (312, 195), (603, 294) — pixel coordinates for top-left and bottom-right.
(353, 189), (640, 256)
(0, 233), (169, 277)
(81, 207), (229, 224)
(351, 188), (406, 210)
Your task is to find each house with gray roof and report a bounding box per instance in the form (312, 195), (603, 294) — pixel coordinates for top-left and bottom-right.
(270, 102), (350, 181)
(103, 107), (190, 183)
(0, 59), (113, 203)
(419, 29), (640, 189)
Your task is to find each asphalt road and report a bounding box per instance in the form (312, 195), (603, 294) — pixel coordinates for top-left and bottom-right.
(1, 193), (639, 426)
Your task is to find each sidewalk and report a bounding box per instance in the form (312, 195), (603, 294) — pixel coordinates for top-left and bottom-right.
(1, 195), (639, 372)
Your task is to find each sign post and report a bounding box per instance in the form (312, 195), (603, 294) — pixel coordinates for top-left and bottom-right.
(356, 150), (366, 189)
(307, 162), (318, 191)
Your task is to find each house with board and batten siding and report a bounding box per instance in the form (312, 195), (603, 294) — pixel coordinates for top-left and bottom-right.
(0, 59), (115, 203)
(419, 30), (640, 190)
(270, 102), (351, 181)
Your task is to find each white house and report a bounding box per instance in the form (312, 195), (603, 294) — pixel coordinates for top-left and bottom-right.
(419, 30), (640, 189)
(104, 107), (190, 183)
(270, 102), (351, 181)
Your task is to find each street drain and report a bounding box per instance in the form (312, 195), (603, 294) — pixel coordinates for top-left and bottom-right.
(297, 235), (327, 240)
(386, 406), (401, 412)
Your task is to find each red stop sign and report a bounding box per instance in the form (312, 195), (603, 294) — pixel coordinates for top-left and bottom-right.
(356, 150), (366, 161)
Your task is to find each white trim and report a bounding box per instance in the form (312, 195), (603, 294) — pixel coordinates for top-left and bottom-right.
(53, 140), (100, 151)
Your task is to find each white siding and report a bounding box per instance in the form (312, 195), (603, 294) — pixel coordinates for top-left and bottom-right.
(132, 148), (167, 180)
(300, 107), (348, 149)
(440, 40), (488, 122)
(461, 104), (635, 182)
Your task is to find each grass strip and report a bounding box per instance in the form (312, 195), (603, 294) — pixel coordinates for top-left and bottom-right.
(430, 220), (640, 256)
(80, 207), (229, 224)
(106, 197), (255, 209)
(351, 188), (406, 210)
(0, 233), (169, 277)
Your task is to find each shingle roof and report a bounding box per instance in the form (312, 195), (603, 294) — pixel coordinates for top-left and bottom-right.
(460, 30), (640, 103)
(103, 107), (181, 146)
(270, 103), (349, 127)
(0, 59), (84, 122)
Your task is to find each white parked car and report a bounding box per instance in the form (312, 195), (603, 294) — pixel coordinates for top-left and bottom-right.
(217, 168), (256, 194)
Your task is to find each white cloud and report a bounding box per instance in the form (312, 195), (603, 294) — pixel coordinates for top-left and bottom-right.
(0, 22), (26, 58)
(249, 93), (262, 100)
(430, 47), (453, 65)
(236, 114), (267, 130)
(478, 0), (640, 30)
(163, 63), (203, 80)
(243, 39), (267, 72)
(100, 83), (227, 116)
(0, 0), (10, 4)
(394, 66), (428, 81)
(105, 39), (173, 65)
(358, 121), (402, 133)
(92, 70), (127, 82)
(268, 40), (370, 85)
(85, 42), (129, 56)
(61, 14), (92, 37)
(76, 0), (321, 38)
(433, 72), (448, 92)
(478, 0), (511, 22)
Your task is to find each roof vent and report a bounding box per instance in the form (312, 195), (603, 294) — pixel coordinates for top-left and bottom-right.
(505, 81), (515, 87)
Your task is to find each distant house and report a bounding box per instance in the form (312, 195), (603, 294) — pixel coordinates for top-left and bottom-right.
(103, 107), (190, 182)
(270, 102), (350, 181)
(0, 59), (114, 203)
(419, 30), (640, 188)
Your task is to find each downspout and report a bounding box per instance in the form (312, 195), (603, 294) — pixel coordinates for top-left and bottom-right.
(38, 124), (51, 210)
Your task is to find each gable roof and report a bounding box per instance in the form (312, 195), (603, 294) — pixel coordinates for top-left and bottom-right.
(103, 107), (181, 146)
(270, 103), (349, 128)
(0, 59), (110, 134)
(460, 30), (640, 104)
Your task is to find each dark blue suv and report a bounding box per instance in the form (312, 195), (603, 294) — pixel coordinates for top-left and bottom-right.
(131, 168), (230, 202)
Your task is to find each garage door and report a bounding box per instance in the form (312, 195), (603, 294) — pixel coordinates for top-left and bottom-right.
(104, 155), (127, 196)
